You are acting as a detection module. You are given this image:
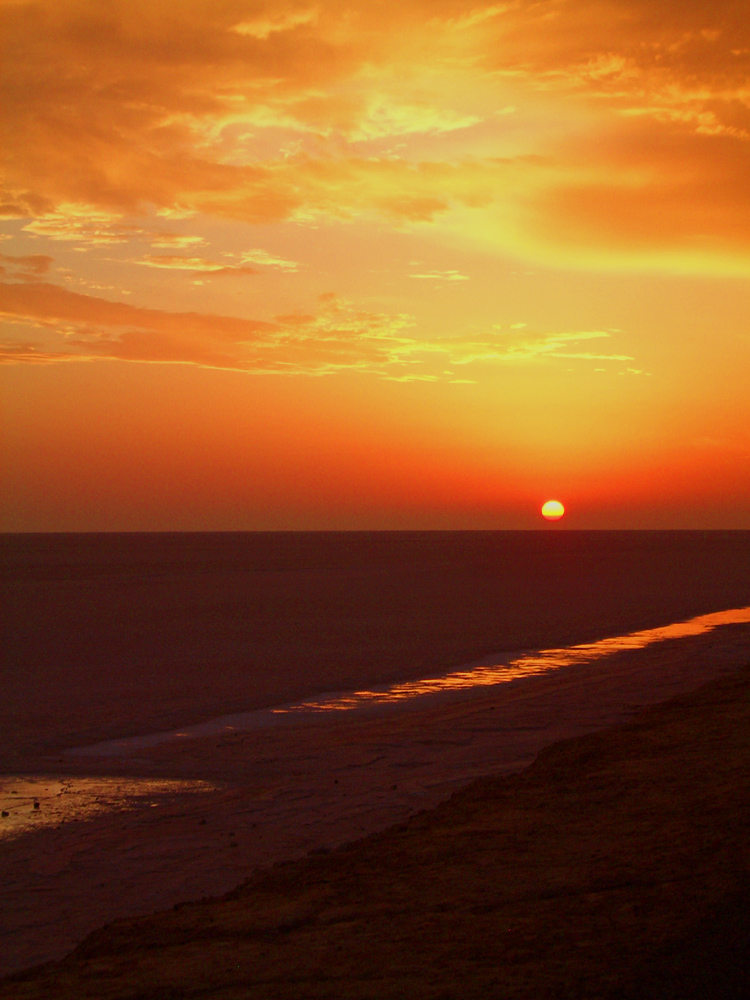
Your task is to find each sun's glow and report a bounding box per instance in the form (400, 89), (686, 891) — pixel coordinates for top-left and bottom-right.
(1, 1), (749, 530)
(541, 500), (565, 521)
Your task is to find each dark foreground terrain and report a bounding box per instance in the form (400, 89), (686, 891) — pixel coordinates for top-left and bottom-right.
(4, 664), (749, 999)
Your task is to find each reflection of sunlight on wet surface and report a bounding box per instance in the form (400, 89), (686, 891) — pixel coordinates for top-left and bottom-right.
(0, 777), (217, 841)
(276, 606), (750, 713)
(67, 605), (750, 757)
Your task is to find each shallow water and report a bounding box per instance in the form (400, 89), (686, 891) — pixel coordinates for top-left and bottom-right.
(67, 605), (750, 757)
(0, 776), (217, 842)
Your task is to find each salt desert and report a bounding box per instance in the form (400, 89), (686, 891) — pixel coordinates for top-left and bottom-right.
(2, 530), (750, 981)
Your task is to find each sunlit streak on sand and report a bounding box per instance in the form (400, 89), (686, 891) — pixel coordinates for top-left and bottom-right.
(65, 606), (750, 758)
(0, 777), (218, 842)
(276, 606), (750, 713)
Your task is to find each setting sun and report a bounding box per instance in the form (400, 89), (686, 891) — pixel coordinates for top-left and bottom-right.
(1, 0), (749, 531)
(541, 500), (565, 521)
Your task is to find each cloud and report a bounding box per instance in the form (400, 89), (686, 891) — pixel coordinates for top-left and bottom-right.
(409, 269), (469, 281)
(0, 282), (413, 374)
(2, 1), (749, 269)
(129, 249), (299, 275)
(438, 4), (511, 32)
(532, 119), (750, 265)
(0, 281), (279, 371)
(0, 341), (75, 364)
(418, 329), (634, 366)
(149, 233), (207, 249)
(232, 8), (319, 40)
(131, 255), (258, 276)
(0, 253), (53, 281)
(343, 100), (482, 142)
(0, 280), (633, 376)
(20, 207), (209, 250)
(235, 249), (299, 271)
(21, 209), (148, 245)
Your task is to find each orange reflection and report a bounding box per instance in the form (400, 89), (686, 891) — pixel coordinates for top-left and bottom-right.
(68, 605), (750, 756)
(0, 776), (217, 841)
(273, 605), (750, 713)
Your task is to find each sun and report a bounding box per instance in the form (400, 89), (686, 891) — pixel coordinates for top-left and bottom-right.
(541, 499), (565, 521)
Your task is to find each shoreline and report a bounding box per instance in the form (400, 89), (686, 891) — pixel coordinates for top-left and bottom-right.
(5, 530), (750, 763)
(60, 605), (750, 758)
(6, 656), (748, 998)
(2, 616), (750, 978)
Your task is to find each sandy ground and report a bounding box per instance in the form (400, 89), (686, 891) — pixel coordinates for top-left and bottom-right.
(2, 620), (749, 979)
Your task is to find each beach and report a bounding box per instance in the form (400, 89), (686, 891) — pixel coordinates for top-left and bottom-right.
(2, 531), (750, 980)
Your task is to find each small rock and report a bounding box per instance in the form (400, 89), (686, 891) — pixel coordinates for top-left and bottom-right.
(1, 810), (8, 817)
(33, 801), (40, 810)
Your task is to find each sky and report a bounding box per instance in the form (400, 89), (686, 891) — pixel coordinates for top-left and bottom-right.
(1, 0), (749, 531)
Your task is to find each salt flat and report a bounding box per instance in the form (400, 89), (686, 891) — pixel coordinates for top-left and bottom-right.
(3, 531), (750, 977)
(3, 636), (750, 998)
(2, 616), (749, 977)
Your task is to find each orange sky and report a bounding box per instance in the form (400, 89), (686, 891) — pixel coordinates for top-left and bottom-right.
(1, 0), (749, 530)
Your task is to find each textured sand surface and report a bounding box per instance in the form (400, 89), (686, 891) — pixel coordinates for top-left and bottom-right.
(3, 654), (750, 998)
(3, 531), (750, 980)
(1, 621), (749, 978)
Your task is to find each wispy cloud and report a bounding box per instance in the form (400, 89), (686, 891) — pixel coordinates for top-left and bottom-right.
(22, 210), (149, 245)
(235, 249), (299, 271)
(409, 269), (469, 281)
(0, 253), (53, 281)
(408, 329), (633, 366)
(231, 8), (319, 41)
(148, 233), (207, 249)
(0, 281), (634, 377)
(20, 207), (208, 250)
(128, 249), (299, 275)
(131, 256), (257, 276)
